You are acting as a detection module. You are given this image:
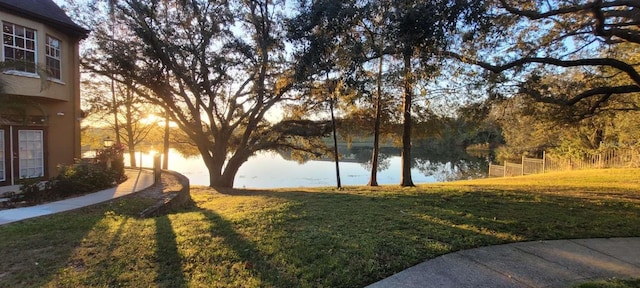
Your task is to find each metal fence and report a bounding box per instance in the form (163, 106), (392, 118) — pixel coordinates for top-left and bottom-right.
(489, 148), (640, 177)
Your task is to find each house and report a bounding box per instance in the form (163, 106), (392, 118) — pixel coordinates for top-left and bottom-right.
(0, 0), (89, 189)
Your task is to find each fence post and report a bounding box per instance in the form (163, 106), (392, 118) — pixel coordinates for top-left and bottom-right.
(598, 153), (602, 168)
(568, 158), (571, 170)
(504, 162), (507, 177)
(153, 154), (161, 185)
(521, 155), (525, 175)
(542, 151), (546, 173)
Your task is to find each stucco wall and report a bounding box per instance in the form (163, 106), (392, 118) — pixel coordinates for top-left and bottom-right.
(0, 10), (80, 102)
(0, 10), (83, 179)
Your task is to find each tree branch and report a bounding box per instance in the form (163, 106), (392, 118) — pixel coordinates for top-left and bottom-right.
(443, 51), (640, 86)
(498, 0), (640, 20)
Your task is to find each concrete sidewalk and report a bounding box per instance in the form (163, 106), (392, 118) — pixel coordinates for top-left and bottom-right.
(0, 169), (154, 225)
(367, 237), (640, 288)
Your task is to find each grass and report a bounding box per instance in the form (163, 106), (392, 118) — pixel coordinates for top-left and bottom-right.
(0, 168), (639, 287)
(574, 278), (640, 288)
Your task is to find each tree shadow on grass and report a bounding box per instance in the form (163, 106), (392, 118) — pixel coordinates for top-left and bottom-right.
(0, 204), (121, 287)
(6, 185), (636, 287)
(192, 186), (640, 286)
(194, 208), (299, 287)
(44, 201), (191, 287)
(190, 188), (508, 286)
(154, 215), (188, 287)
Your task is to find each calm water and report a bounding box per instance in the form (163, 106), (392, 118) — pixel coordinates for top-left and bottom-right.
(128, 146), (490, 188)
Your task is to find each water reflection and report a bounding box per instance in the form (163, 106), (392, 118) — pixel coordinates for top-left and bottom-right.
(322, 145), (491, 182)
(415, 146), (493, 182)
(129, 144), (490, 188)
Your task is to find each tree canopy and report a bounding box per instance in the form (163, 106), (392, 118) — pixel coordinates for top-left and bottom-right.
(289, 0), (490, 186)
(83, 0), (331, 188)
(75, 0), (640, 187)
(448, 0), (640, 116)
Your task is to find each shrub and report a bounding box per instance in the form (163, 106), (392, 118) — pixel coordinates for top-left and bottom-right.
(16, 161), (128, 205)
(95, 144), (127, 184)
(17, 178), (47, 204)
(15, 144), (128, 205)
(50, 163), (117, 197)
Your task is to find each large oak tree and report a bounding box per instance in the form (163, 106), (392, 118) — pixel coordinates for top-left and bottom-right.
(84, 0), (330, 188)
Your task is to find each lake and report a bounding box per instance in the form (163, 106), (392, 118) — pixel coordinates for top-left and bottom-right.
(128, 145), (490, 188)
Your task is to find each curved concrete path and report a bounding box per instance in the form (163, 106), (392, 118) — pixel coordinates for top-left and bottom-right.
(0, 169), (154, 225)
(367, 238), (640, 288)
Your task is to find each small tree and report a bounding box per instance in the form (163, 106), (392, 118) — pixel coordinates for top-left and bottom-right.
(84, 78), (159, 167)
(95, 143), (126, 183)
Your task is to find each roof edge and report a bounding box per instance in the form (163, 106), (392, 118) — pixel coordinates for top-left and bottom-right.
(0, 2), (90, 39)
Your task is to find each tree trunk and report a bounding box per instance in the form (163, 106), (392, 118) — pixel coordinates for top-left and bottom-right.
(111, 82), (120, 146)
(162, 110), (170, 169)
(128, 146), (137, 168)
(211, 171), (236, 188)
(109, 2), (120, 147)
(200, 140), (226, 188)
(213, 151), (250, 188)
(368, 55), (384, 187)
(216, 165), (240, 188)
(330, 94), (342, 189)
(205, 157), (227, 188)
(124, 88), (136, 168)
(200, 138), (247, 188)
(400, 49), (414, 187)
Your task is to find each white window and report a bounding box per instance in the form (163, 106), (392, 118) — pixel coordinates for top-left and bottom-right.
(46, 35), (61, 80)
(0, 130), (4, 182)
(18, 130), (44, 179)
(2, 22), (37, 74)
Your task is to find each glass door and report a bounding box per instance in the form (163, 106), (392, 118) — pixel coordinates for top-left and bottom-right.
(18, 130), (44, 179)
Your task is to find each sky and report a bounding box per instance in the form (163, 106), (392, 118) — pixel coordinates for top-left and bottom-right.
(50, 0), (515, 120)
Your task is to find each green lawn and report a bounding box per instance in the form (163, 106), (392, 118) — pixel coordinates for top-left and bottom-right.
(574, 278), (640, 288)
(1, 169), (639, 287)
